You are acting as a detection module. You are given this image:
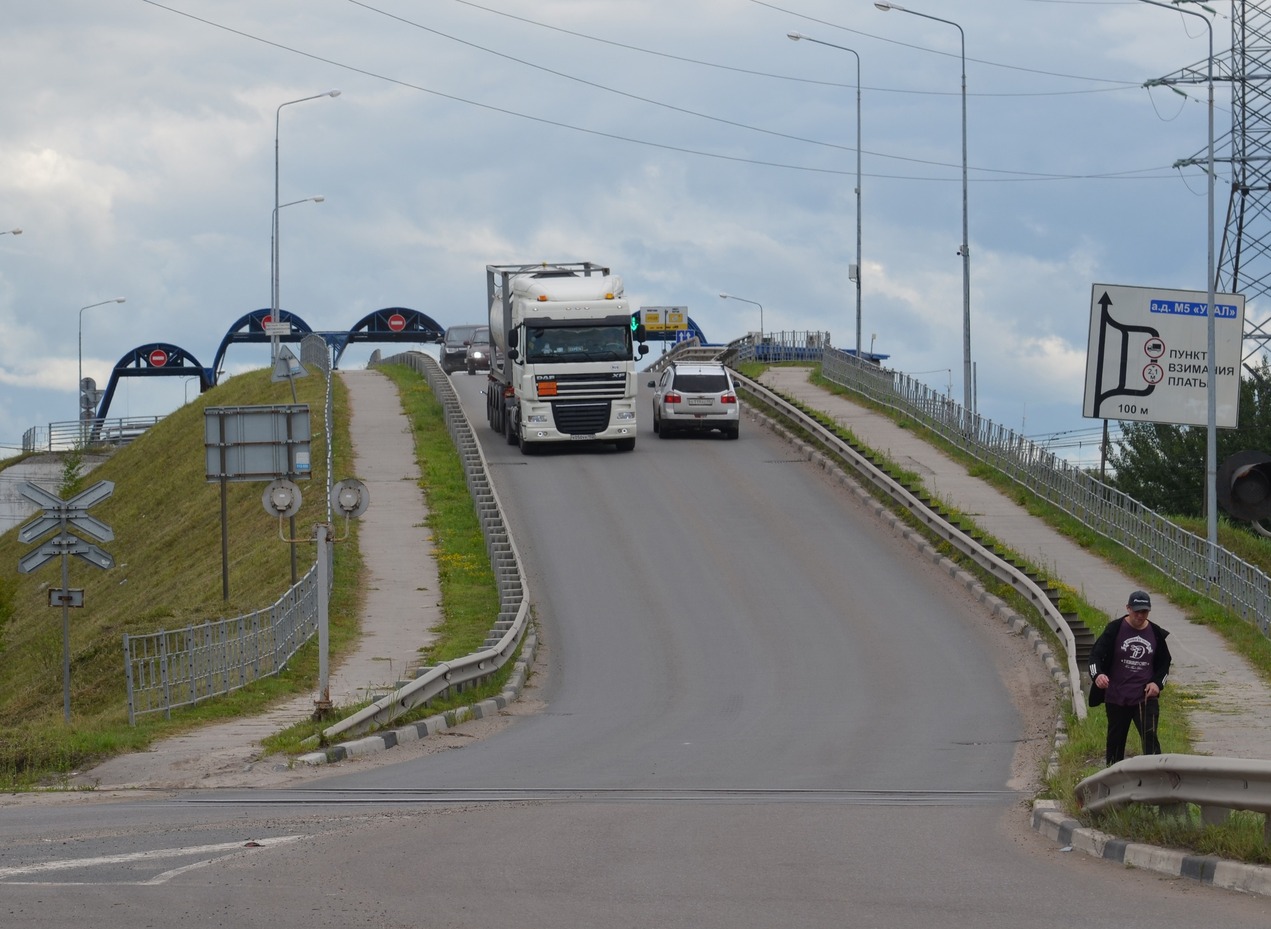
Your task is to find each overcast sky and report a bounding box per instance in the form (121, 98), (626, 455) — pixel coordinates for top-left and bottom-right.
(0, 0), (1239, 465)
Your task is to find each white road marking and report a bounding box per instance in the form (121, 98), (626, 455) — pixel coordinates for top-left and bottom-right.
(0, 834), (306, 885)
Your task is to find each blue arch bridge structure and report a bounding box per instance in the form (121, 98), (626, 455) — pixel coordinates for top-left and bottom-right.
(91, 307), (446, 422)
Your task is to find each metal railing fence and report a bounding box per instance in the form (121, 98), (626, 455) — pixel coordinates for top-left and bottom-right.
(26, 416), (164, 453)
(818, 348), (1271, 638)
(123, 561), (325, 724)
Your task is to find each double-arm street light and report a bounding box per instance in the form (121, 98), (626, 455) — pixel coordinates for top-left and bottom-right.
(1137, 0), (1218, 565)
(787, 31), (863, 360)
(78, 297), (126, 434)
(875, 2), (971, 414)
(719, 292), (764, 342)
(272, 90), (340, 325)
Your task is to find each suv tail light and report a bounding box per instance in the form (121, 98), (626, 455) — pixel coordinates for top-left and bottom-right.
(721, 392), (737, 404)
(664, 391), (682, 404)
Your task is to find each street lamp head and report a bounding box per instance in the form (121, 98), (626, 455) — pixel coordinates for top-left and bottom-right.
(312, 196), (325, 203)
(787, 32), (805, 41)
(718, 292), (730, 299)
(4, 228), (21, 236)
(875, 2), (901, 10)
(326, 89), (341, 98)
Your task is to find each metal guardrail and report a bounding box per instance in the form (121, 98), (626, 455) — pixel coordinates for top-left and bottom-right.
(733, 371), (1086, 719)
(123, 566), (324, 724)
(1076, 754), (1271, 841)
(317, 350), (531, 742)
(818, 348), (1271, 640)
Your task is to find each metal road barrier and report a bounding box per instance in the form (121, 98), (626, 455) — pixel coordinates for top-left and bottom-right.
(818, 347), (1271, 641)
(318, 350), (531, 742)
(731, 369), (1087, 720)
(1076, 754), (1271, 842)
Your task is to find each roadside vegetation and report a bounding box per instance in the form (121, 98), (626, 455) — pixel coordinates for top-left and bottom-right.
(741, 360), (1271, 864)
(0, 359), (502, 788)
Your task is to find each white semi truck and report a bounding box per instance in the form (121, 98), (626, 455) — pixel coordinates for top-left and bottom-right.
(485, 261), (649, 453)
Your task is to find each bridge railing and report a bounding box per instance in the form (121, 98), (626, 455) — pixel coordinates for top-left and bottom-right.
(26, 416), (164, 453)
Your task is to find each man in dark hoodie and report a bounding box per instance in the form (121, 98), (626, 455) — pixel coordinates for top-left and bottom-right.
(1088, 590), (1172, 766)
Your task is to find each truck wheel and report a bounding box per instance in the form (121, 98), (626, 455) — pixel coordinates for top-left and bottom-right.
(615, 437), (635, 452)
(518, 430), (538, 455)
(506, 414), (518, 446)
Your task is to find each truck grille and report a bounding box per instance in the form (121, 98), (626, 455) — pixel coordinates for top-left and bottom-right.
(543, 371), (628, 400)
(551, 400), (613, 435)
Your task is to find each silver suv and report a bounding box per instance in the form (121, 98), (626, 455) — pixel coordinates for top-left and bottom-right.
(648, 362), (740, 439)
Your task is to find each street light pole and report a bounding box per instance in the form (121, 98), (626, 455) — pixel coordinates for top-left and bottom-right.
(78, 298), (126, 441)
(719, 292), (765, 348)
(273, 91), (340, 336)
(875, 2), (971, 415)
(1137, 0), (1217, 569)
(787, 31), (863, 360)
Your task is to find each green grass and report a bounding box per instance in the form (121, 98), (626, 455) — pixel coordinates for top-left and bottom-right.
(0, 369), (360, 788)
(758, 362), (1271, 861)
(0, 360), (506, 788)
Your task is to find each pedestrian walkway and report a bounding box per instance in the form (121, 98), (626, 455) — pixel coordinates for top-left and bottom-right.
(759, 366), (1271, 761)
(75, 368), (441, 788)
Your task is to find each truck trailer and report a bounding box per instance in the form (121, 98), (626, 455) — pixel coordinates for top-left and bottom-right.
(486, 261), (649, 453)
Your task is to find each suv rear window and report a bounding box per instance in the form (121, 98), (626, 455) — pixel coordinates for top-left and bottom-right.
(673, 373), (730, 393)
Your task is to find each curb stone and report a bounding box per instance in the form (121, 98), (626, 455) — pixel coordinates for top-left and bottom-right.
(297, 624), (540, 767)
(1032, 800), (1271, 896)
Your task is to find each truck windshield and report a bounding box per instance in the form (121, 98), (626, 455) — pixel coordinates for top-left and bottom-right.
(525, 325), (630, 363)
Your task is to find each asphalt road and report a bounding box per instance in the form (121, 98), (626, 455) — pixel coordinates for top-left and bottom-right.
(3, 370), (1268, 927)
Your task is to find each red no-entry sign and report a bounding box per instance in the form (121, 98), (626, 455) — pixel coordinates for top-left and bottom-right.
(149, 348), (169, 367)
(387, 313), (406, 332)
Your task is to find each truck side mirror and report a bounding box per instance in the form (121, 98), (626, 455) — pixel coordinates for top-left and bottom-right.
(638, 344), (649, 357)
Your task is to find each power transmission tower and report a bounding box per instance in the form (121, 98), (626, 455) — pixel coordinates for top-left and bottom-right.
(1151, 2), (1271, 365)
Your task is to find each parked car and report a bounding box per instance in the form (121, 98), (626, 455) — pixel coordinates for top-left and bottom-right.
(465, 327), (492, 375)
(648, 362), (740, 439)
(441, 324), (482, 374)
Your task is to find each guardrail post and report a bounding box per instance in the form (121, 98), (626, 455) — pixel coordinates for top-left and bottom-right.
(1200, 804), (1233, 827)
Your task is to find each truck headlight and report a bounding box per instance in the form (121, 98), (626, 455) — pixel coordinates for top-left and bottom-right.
(616, 410), (636, 421)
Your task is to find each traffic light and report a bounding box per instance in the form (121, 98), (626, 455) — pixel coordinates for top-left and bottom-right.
(630, 311), (647, 343)
(1217, 450), (1271, 522)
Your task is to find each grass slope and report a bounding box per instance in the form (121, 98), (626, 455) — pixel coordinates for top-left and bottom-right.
(0, 369), (356, 787)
